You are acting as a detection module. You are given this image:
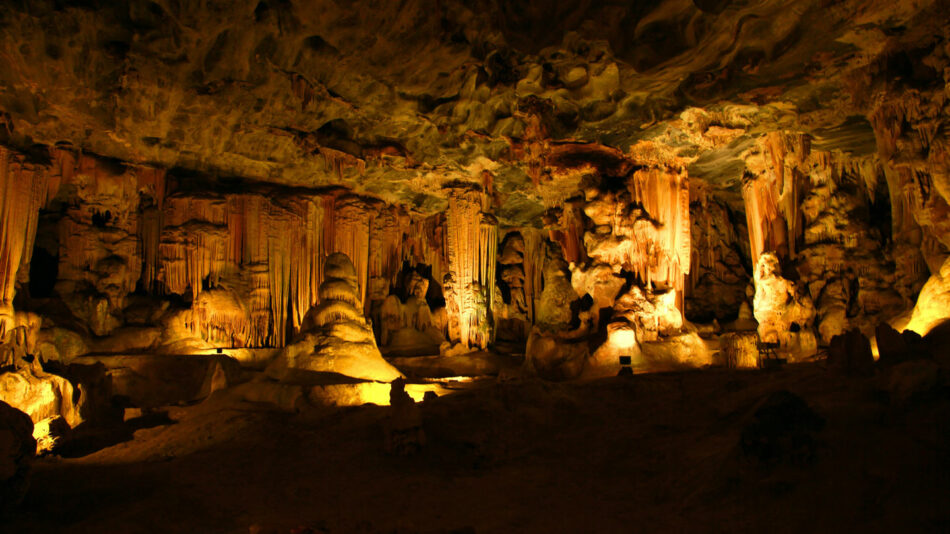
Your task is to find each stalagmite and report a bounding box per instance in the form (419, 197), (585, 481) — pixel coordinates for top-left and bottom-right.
(268, 252), (402, 382)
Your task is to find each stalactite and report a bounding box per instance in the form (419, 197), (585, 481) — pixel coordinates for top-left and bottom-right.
(331, 195), (371, 311)
(266, 201), (293, 345)
(139, 206), (162, 292)
(290, 73), (315, 110)
(445, 186), (497, 349)
(742, 176), (785, 265)
(369, 205), (410, 296)
(0, 147), (50, 324)
(159, 195), (228, 300)
(628, 167), (692, 291)
(287, 196), (325, 334)
(189, 289), (250, 348)
(133, 167), (166, 293)
(521, 228), (544, 325)
(550, 201), (586, 264)
(407, 213), (447, 284)
(321, 147), (365, 179)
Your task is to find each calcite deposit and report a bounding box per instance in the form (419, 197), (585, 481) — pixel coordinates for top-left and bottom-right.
(1, 0), (950, 529)
(267, 252), (402, 382)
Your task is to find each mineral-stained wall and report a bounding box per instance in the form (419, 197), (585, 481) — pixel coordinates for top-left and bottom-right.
(686, 184), (750, 322)
(0, 147), (52, 333)
(742, 132), (929, 343)
(0, 0), (949, 386)
(444, 185), (498, 350)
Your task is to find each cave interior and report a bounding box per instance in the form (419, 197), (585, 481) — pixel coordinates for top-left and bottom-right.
(2, 0), (950, 532)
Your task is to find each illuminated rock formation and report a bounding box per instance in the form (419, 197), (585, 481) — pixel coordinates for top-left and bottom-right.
(267, 253), (402, 383)
(582, 167), (691, 292)
(902, 257), (950, 337)
(525, 242), (590, 380)
(753, 253), (817, 360)
(444, 186), (497, 351)
(377, 269), (444, 356)
(569, 262), (625, 325)
(494, 232), (529, 341)
(0, 0), (946, 391)
(686, 186), (749, 322)
(721, 332), (760, 369)
(0, 362), (82, 452)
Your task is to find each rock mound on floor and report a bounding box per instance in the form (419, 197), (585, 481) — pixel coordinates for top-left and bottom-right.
(267, 253), (402, 383)
(0, 400), (34, 514)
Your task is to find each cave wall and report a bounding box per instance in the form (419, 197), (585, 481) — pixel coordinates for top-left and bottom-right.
(1, 0), (949, 376)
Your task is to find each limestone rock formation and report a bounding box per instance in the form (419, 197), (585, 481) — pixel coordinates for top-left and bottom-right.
(525, 242), (589, 380)
(0, 0), (946, 387)
(267, 253), (402, 383)
(753, 253), (817, 360)
(377, 271), (444, 357)
(721, 332), (760, 369)
(0, 362), (82, 452)
(903, 257), (950, 337)
(613, 286), (683, 343)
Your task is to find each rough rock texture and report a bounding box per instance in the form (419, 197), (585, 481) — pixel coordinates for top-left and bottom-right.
(0, 400), (34, 514)
(721, 331), (759, 369)
(0, 363), (82, 451)
(904, 256), (950, 336)
(687, 186), (749, 322)
(267, 253), (402, 382)
(525, 243), (589, 380)
(753, 253), (817, 360)
(827, 329), (875, 376)
(0, 0), (948, 379)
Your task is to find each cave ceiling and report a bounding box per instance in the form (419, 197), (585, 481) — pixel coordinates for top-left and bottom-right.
(0, 0), (946, 225)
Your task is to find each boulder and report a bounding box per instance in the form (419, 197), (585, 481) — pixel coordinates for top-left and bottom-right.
(827, 329), (874, 376)
(73, 353), (242, 408)
(0, 363), (83, 452)
(904, 256), (950, 336)
(0, 401), (34, 514)
(876, 322), (928, 366)
(525, 328), (589, 380)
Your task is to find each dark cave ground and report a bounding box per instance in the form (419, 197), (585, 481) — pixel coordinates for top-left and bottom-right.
(5, 363), (950, 534)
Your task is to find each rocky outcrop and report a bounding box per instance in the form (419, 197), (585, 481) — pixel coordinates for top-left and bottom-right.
(0, 363), (82, 452)
(0, 400), (34, 514)
(377, 270), (444, 357)
(525, 243), (588, 380)
(903, 257), (950, 336)
(753, 253), (817, 361)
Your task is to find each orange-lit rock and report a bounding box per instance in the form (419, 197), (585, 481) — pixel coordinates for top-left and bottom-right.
(0, 362), (82, 452)
(267, 253), (402, 383)
(753, 253), (817, 360)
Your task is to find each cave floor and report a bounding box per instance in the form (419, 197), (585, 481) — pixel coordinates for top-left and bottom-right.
(5, 363), (950, 534)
